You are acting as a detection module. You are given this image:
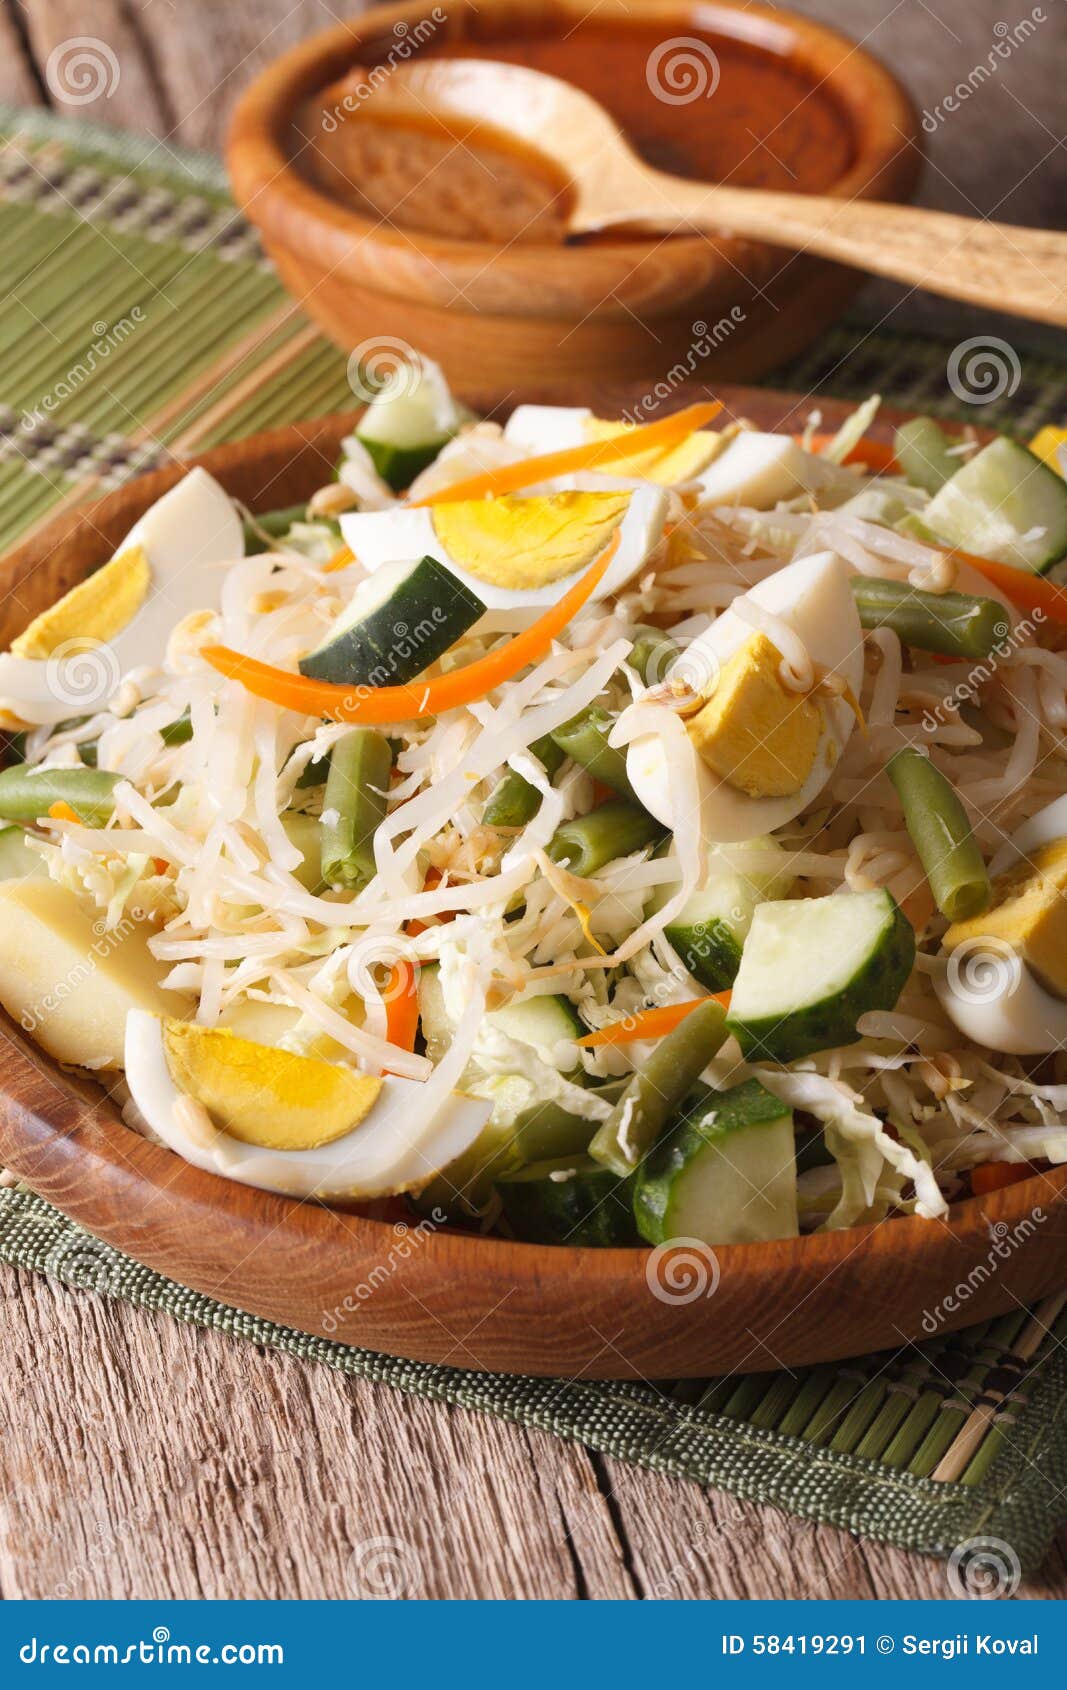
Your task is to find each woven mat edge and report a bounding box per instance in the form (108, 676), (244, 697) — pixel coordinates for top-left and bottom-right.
(2, 1189), (1064, 1572)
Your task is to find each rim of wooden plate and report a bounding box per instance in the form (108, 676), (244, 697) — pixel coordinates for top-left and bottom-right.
(0, 384), (1062, 1381)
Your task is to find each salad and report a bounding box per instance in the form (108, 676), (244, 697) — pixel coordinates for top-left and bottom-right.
(1, 356), (1066, 1250)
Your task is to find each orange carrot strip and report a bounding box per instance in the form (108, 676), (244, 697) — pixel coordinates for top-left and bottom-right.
(803, 432), (899, 473)
(323, 544), (355, 574)
(384, 960), (420, 1065)
(971, 1161), (1037, 1196)
(946, 548), (1067, 628)
(204, 538), (618, 724)
(412, 401), (722, 506)
(47, 801), (80, 823)
(577, 994), (730, 1048)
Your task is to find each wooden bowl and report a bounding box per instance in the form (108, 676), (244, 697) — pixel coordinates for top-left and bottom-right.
(2, 383), (1064, 1381)
(226, 0), (922, 401)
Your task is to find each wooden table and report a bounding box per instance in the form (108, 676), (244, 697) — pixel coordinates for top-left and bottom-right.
(0, 0), (1065, 1600)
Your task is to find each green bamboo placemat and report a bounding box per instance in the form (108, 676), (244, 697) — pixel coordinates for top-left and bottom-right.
(2, 101), (1067, 1577)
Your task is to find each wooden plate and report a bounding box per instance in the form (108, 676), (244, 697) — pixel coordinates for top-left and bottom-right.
(227, 0), (921, 400)
(1, 383), (1064, 1381)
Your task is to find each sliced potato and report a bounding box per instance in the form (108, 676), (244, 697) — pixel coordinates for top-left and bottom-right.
(0, 879), (190, 1069)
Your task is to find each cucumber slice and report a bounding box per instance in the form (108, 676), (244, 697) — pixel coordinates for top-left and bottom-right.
(299, 555), (484, 686)
(497, 1156), (638, 1246)
(418, 968), (581, 1070)
(650, 837), (794, 992)
(513, 1083), (624, 1163)
(923, 436), (1067, 573)
(279, 811), (325, 894)
(892, 417), (959, 494)
(726, 889), (915, 1063)
(354, 357), (469, 491)
(490, 989), (582, 1054)
(634, 1078), (798, 1246)
(0, 825), (46, 881)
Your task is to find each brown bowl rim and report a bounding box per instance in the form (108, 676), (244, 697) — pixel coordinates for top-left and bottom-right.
(225, 0), (923, 314)
(1, 385), (1064, 1378)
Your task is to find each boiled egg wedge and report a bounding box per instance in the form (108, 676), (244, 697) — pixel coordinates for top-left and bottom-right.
(0, 468), (243, 725)
(124, 1012), (491, 1201)
(339, 486), (668, 621)
(504, 405), (725, 488)
(935, 797), (1067, 1054)
(625, 551), (864, 845)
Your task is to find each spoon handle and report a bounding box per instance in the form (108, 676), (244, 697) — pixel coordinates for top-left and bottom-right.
(623, 177), (1067, 328)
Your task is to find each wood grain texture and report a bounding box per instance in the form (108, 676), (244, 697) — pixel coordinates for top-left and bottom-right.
(225, 0), (921, 399)
(1, 384), (1066, 1391)
(0, 1), (1064, 1592)
(1, 1269), (1065, 1600)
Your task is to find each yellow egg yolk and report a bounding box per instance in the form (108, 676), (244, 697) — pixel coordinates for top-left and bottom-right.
(583, 417), (725, 485)
(161, 1020), (383, 1151)
(432, 491), (630, 590)
(944, 837), (1067, 999)
(11, 546), (150, 659)
(687, 631), (823, 799)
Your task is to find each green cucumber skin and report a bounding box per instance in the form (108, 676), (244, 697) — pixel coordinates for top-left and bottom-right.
(633, 1079), (795, 1247)
(923, 437), (1067, 574)
(299, 556), (483, 686)
(664, 917), (742, 993)
(726, 895), (915, 1064)
(498, 1158), (638, 1247)
(356, 435), (451, 493)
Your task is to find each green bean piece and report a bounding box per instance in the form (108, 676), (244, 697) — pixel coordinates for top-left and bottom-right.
(887, 747), (991, 923)
(628, 625), (680, 686)
(242, 504), (311, 553)
(482, 734), (565, 828)
(851, 576), (1010, 659)
(546, 799), (665, 878)
(550, 707), (636, 800)
(160, 710), (193, 747)
(514, 1080), (627, 1163)
(319, 728), (392, 891)
(0, 764), (120, 825)
(588, 1000), (730, 1177)
(893, 417), (959, 495)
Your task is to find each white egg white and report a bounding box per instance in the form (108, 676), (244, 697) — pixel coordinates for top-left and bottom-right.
(124, 1011), (490, 1201)
(0, 467), (243, 724)
(338, 485), (668, 620)
(936, 795), (1067, 1055)
(625, 551), (865, 846)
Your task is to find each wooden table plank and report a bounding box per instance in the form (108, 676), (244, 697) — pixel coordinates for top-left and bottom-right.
(2, 1261), (1065, 1599)
(1, 0), (1066, 1602)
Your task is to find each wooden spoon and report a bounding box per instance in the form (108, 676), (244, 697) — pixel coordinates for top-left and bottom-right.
(371, 59), (1067, 327)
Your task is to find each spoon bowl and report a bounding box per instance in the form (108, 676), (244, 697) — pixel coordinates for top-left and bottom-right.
(373, 57), (1067, 325)
(226, 0), (924, 397)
